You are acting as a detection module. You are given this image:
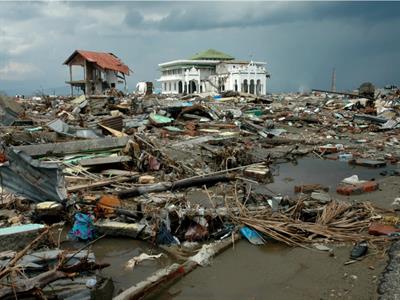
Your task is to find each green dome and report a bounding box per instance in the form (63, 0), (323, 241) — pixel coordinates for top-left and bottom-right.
(190, 49), (234, 61)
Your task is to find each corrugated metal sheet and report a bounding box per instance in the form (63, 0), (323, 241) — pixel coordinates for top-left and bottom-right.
(99, 116), (123, 131)
(0, 96), (24, 126)
(0, 148), (67, 203)
(64, 50), (131, 75)
(47, 119), (103, 139)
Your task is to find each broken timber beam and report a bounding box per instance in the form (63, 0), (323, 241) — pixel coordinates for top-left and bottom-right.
(78, 155), (132, 167)
(113, 234), (240, 300)
(0, 269), (68, 298)
(117, 174), (235, 198)
(13, 136), (130, 157)
(67, 175), (139, 192)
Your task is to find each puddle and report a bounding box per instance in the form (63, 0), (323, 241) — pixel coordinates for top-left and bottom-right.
(266, 157), (398, 196)
(152, 240), (383, 300)
(59, 157), (396, 298)
(61, 237), (173, 295)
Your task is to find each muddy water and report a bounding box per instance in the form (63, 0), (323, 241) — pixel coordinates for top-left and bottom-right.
(65, 158), (395, 298)
(61, 237), (173, 294)
(150, 158), (394, 299)
(153, 241), (384, 300)
(91, 238), (173, 292)
(266, 157), (398, 196)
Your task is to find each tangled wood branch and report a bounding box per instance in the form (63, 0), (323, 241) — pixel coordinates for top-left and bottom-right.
(230, 199), (394, 247)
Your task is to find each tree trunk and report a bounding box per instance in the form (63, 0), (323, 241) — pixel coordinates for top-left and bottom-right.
(118, 174), (234, 198)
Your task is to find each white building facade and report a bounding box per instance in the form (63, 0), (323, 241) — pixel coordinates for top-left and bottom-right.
(158, 49), (270, 96)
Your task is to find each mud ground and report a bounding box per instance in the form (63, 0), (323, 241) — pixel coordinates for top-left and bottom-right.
(151, 159), (399, 300)
(83, 132), (398, 299)
(152, 241), (384, 300)
(61, 158), (399, 299)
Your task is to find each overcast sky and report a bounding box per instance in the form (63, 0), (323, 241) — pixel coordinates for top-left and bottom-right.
(0, 1), (399, 95)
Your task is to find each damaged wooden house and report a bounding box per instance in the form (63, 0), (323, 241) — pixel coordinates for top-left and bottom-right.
(64, 50), (132, 96)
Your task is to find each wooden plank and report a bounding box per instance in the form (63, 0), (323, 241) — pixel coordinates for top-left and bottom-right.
(94, 220), (150, 239)
(99, 123), (127, 137)
(67, 175), (138, 192)
(79, 155), (131, 167)
(349, 159), (387, 168)
(113, 234), (240, 300)
(14, 137), (130, 157)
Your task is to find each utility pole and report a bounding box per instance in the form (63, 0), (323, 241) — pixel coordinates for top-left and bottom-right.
(331, 68), (336, 92)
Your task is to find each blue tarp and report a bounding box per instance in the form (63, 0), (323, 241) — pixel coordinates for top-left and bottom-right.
(240, 226), (265, 245)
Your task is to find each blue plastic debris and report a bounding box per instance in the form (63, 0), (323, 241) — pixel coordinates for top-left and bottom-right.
(68, 213), (95, 241)
(240, 226), (265, 245)
(156, 224), (178, 245)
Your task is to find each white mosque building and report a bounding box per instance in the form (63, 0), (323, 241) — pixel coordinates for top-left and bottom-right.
(158, 49), (270, 95)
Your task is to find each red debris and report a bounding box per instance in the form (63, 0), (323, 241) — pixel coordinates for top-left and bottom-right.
(369, 223), (400, 236)
(0, 152), (7, 163)
(336, 181), (379, 196)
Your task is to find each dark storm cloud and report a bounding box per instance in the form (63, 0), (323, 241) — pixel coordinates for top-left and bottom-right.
(121, 2), (400, 32)
(152, 2), (299, 31)
(0, 1), (400, 94)
(310, 2), (400, 21)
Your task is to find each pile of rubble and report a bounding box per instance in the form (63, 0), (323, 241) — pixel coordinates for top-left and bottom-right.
(0, 86), (399, 299)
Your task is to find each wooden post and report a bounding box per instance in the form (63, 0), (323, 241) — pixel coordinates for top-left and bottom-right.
(84, 60), (87, 95)
(84, 61), (86, 83)
(69, 65), (73, 97)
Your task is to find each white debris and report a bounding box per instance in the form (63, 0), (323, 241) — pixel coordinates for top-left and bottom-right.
(189, 243), (218, 267)
(313, 243), (332, 252)
(391, 198), (400, 210)
(342, 175), (366, 185)
(125, 253), (164, 270)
